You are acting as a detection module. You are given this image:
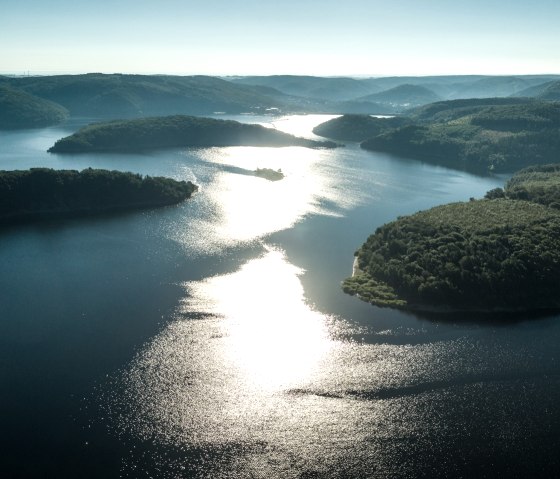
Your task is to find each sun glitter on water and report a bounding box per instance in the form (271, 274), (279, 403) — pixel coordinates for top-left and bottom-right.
(183, 246), (333, 391)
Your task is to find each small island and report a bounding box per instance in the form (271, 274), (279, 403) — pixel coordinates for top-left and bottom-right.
(253, 168), (284, 181)
(0, 168), (197, 224)
(48, 115), (338, 153)
(343, 164), (560, 312)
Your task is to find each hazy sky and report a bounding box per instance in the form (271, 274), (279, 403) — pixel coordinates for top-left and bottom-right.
(1, 0), (559, 76)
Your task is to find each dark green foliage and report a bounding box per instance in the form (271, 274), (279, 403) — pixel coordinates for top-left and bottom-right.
(4, 74), (286, 118)
(361, 100), (560, 172)
(312, 114), (410, 142)
(0, 85), (68, 129)
(505, 164), (560, 207)
(0, 168), (197, 224)
(48, 115), (337, 153)
(470, 102), (560, 132)
(484, 188), (505, 199)
(407, 97), (537, 122)
(344, 199), (560, 311)
(342, 274), (405, 308)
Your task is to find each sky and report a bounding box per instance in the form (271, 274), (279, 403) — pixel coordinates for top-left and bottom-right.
(1, 0), (559, 77)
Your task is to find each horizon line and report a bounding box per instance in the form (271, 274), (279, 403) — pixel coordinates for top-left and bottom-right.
(2, 71), (560, 79)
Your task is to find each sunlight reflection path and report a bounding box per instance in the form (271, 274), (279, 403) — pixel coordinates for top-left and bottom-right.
(113, 248), (337, 448)
(168, 114), (383, 255)
(184, 246), (333, 391)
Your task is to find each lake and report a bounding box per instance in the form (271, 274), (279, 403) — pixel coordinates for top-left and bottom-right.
(1, 115), (559, 478)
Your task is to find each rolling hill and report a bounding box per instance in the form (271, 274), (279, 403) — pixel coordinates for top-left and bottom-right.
(0, 85), (68, 129)
(356, 84), (441, 109)
(4, 74), (289, 118)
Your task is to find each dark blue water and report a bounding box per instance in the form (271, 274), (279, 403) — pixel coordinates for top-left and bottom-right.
(1, 116), (559, 478)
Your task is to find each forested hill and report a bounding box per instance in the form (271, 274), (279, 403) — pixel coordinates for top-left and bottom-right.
(343, 164), (560, 313)
(500, 164), (560, 208)
(3, 74), (288, 119)
(355, 84), (441, 108)
(48, 115), (337, 153)
(0, 168), (197, 224)
(363, 100), (560, 172)
(231, 74), (560, 104)
(315, 99), (560, 173)
(0, 85), (68, 129)
(344, 199), (560, 312)
(312, 115), (410, 142)
(4, 74), (560, 129)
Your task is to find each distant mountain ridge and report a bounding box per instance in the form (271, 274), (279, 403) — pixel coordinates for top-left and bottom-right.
(2, 74), (287, 118)
(230, 74), (560, 101)
(229, 75), (382, 101)
(356, 84), (441, 108)
(2, 73), (559, 129)
(314, 99), (560, 173)
(516, 80), (560, 101)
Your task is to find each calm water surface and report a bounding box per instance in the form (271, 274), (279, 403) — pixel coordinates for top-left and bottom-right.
(1, 116), (559, 478)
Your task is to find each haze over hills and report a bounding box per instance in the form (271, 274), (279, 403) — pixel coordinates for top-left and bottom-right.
(1, 74), (290, 118)
(229, 74), (560, 105)
(356, 84), (441, 108)
(2, 73), (560, 129)
(516, 80), (560, 101)
(229, 75), (382, 101)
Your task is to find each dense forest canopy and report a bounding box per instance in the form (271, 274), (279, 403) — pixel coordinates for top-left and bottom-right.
(343, 165), (560, 312)
(48, 115), (337, 153)
(488, 164), (560, 208)
(315, 99), (560, 173)
(344, 199), (560, 311)
(312, 115), (410, 142)
(0, 85), (68, 129)
(0, 168), (197, 224)
(2, 74), (287, 118)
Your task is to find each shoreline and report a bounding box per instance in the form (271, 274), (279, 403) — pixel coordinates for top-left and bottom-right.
(348, 257), (560, 315)
(352, 256), (362, 277)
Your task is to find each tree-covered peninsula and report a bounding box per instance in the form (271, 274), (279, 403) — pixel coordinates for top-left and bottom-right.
(343, 165), (560, 312)
(312, 114), (410, 142)
(0, 168), (197, 224)
(500, 164), (560, 208)
(48, 115), (337, 153)
(315, 99), (560, 173)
